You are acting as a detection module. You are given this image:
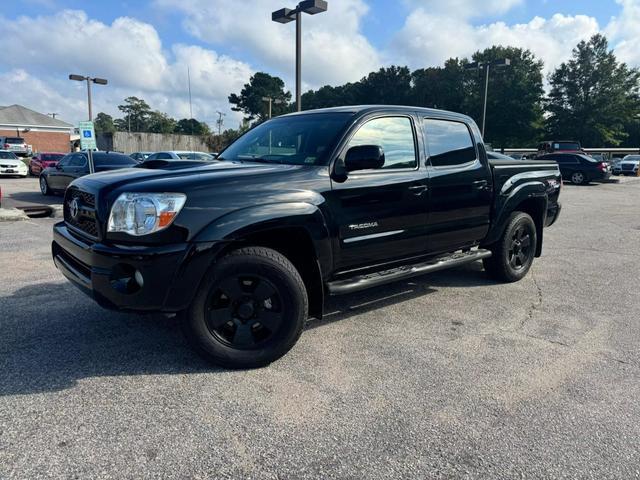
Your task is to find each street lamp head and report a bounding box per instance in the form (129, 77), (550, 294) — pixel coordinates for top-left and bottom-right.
(69, 74), (86, 81)
(92, 77), (108, 85)
(298, 0), (328, 14)
(272, 8), (295, 23)
(493, 58), (511, 68)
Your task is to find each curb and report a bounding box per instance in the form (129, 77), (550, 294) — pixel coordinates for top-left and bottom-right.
(0, 208), (30, 222)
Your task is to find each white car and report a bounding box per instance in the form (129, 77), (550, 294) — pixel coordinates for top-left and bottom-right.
(145, 151), (215, 161)
(0, 150), (28, 177)
(617, 155), (640, 176)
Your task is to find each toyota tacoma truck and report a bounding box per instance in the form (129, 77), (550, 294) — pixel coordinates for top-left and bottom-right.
(52, 106), (561, 368)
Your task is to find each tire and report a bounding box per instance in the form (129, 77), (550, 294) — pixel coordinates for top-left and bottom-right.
(40, 175), (52, 196)
(483, 212), (537, 283)
(28, 165), (34, 176)
(571, 171), (586, 185)
(182, 246), (308, 369)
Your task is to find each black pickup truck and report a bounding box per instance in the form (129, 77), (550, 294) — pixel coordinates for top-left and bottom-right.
(52, 106), (561, 368)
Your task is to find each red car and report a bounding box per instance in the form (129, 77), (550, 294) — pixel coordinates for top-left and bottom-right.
(29, 152), (66, 176)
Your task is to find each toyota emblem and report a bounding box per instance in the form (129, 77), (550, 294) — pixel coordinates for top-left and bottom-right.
(69, 198), (80, 219)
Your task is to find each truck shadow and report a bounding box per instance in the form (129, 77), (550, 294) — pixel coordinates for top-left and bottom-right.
(0, 263), (495, 396)
(8, 190), (64, 206)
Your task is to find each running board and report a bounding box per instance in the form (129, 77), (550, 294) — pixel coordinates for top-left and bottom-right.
(327, 249), (492, 295)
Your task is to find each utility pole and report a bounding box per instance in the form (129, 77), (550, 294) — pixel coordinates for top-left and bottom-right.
(216, 111), (226, 135)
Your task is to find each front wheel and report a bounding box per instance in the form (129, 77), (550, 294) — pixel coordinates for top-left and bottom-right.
(40, 175), (52, 195)
(182, 246), (308, 369)
(483, 212), (537, 283)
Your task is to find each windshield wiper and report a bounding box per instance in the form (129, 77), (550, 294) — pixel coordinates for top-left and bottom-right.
(237, 156), (284, 164)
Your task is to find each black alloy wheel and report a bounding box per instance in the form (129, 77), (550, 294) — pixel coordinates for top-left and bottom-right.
(183, 246), (307, 369)
(206, 274), (284, 349)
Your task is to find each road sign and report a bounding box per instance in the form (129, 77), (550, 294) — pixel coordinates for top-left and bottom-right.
(78, 121), (96, 150)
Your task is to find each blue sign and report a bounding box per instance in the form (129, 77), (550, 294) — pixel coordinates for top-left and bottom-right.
(83, 130), (92, 138)
(78, 121), (96, 150)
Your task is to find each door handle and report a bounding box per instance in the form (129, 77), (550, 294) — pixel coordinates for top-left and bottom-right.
(472, 180), (489, 190)
(408, 184), (429, 195)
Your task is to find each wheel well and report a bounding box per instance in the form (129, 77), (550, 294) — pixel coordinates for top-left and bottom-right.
(514, 197), (545, 257)
(224, 227), (324, 320)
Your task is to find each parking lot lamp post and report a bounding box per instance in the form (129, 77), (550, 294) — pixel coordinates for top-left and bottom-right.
(465, 59), (510, 138)
(272, 1), (328, 112)
(262, 97), (285, 120)
(69, 74), (108, 173)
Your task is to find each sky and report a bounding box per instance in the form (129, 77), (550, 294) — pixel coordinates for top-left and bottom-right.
(0, 0), (638, 130)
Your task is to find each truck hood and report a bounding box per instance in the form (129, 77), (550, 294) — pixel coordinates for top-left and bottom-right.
(73, 160), (304, 191)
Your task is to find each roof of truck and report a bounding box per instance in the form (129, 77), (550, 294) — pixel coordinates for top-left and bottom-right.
(281, 105), (473, 122)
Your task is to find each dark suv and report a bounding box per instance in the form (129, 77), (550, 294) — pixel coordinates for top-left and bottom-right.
(538, 153), (611, 185)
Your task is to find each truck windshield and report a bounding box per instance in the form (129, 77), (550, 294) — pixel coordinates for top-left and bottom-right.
(220, 113), (353, 166)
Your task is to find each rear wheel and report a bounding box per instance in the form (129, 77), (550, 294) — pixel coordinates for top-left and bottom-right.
(182, 246), (308, 369)
(39, 176), (51, 195)
(571, 171), (586, 185)
(483, 212), (537, 283)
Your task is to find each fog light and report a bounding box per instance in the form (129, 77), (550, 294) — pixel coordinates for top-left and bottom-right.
(134, 270), (144, 288)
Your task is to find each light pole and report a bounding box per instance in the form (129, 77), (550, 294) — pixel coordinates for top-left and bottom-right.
(69, 74), (108, 173)
(216, 111), (226, 136)
(262, 96), (284, 119)
(465, 59), (510, 138)
(272, 0), (328, 112)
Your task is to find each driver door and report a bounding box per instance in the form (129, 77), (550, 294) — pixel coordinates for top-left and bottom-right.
(327, 115), (430, 272)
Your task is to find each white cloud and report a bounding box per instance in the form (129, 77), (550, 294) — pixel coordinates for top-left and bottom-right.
(606, 0), (640, 66)
(153, 0), (380, 88)
(389, 10), (600, 74)
(0, 10), (251, 125)
(401, 0), (524, 17)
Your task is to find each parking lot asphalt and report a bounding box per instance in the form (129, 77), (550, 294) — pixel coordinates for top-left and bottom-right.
(1, 176), (639, 479)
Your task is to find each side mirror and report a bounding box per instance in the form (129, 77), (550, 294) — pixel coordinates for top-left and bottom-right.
(55, 164), (62, 170)
(344, 145), (385, 172)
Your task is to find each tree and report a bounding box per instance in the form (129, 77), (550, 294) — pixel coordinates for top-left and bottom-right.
(229, 72), (291, 123)
(174, 118), (210, 136)
(463, 46), (545, 148)
(94, 112), (115, 134)
(147, 111), (177, 134)
(116, 96), (152, 132)
(412, 58), (466, 112)
(356, 66), (412, 105)
(546, 34), (640, 147)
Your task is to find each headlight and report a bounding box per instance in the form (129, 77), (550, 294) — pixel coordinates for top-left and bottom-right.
(107, 193), (186, 236)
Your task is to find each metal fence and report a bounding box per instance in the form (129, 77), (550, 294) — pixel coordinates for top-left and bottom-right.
(96, 132), (210, 153)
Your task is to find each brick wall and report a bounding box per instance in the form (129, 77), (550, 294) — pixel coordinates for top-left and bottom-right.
(0, 129), (71, 154)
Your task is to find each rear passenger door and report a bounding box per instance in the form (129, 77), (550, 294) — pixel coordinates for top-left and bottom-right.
(423, 117), (493, 254)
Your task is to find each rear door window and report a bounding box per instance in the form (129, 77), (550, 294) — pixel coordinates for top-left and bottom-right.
(424, 118), (477, 167)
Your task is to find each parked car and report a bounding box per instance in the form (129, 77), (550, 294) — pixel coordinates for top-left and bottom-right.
(538, 153), (611, 185)
(486, 151), (516, 160)
(29, 152), (66, 176)
(616, 155), (640, 176)
(537, 140), (584, 157)
(0, 136), (30, 157)
(40, 151), (137, 195)
(130, 151), (153, 162)
(0, 150), (28, 177)
(145, 151), (215, 161)
(52, 105), (562, 368)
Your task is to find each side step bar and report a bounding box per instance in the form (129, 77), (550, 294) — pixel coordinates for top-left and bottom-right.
(327, 249), (492, 295)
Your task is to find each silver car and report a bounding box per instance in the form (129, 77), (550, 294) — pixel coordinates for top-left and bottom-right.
(145, 151), (215, 161)
(616, 155), (640, 176)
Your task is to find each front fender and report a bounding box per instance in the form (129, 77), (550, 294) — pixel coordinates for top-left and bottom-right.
(193, 202), (332, 273)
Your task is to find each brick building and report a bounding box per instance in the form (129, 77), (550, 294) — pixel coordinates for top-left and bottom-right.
(0, 104), (73, 154)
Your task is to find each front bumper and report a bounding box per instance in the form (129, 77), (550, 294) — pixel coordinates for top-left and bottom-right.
(52, 222), (218, 312)
(0, 166), (27, 176)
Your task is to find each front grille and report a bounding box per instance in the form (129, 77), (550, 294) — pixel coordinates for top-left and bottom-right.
(622, 164), (634, 171)
(64, 188), (99, 240)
